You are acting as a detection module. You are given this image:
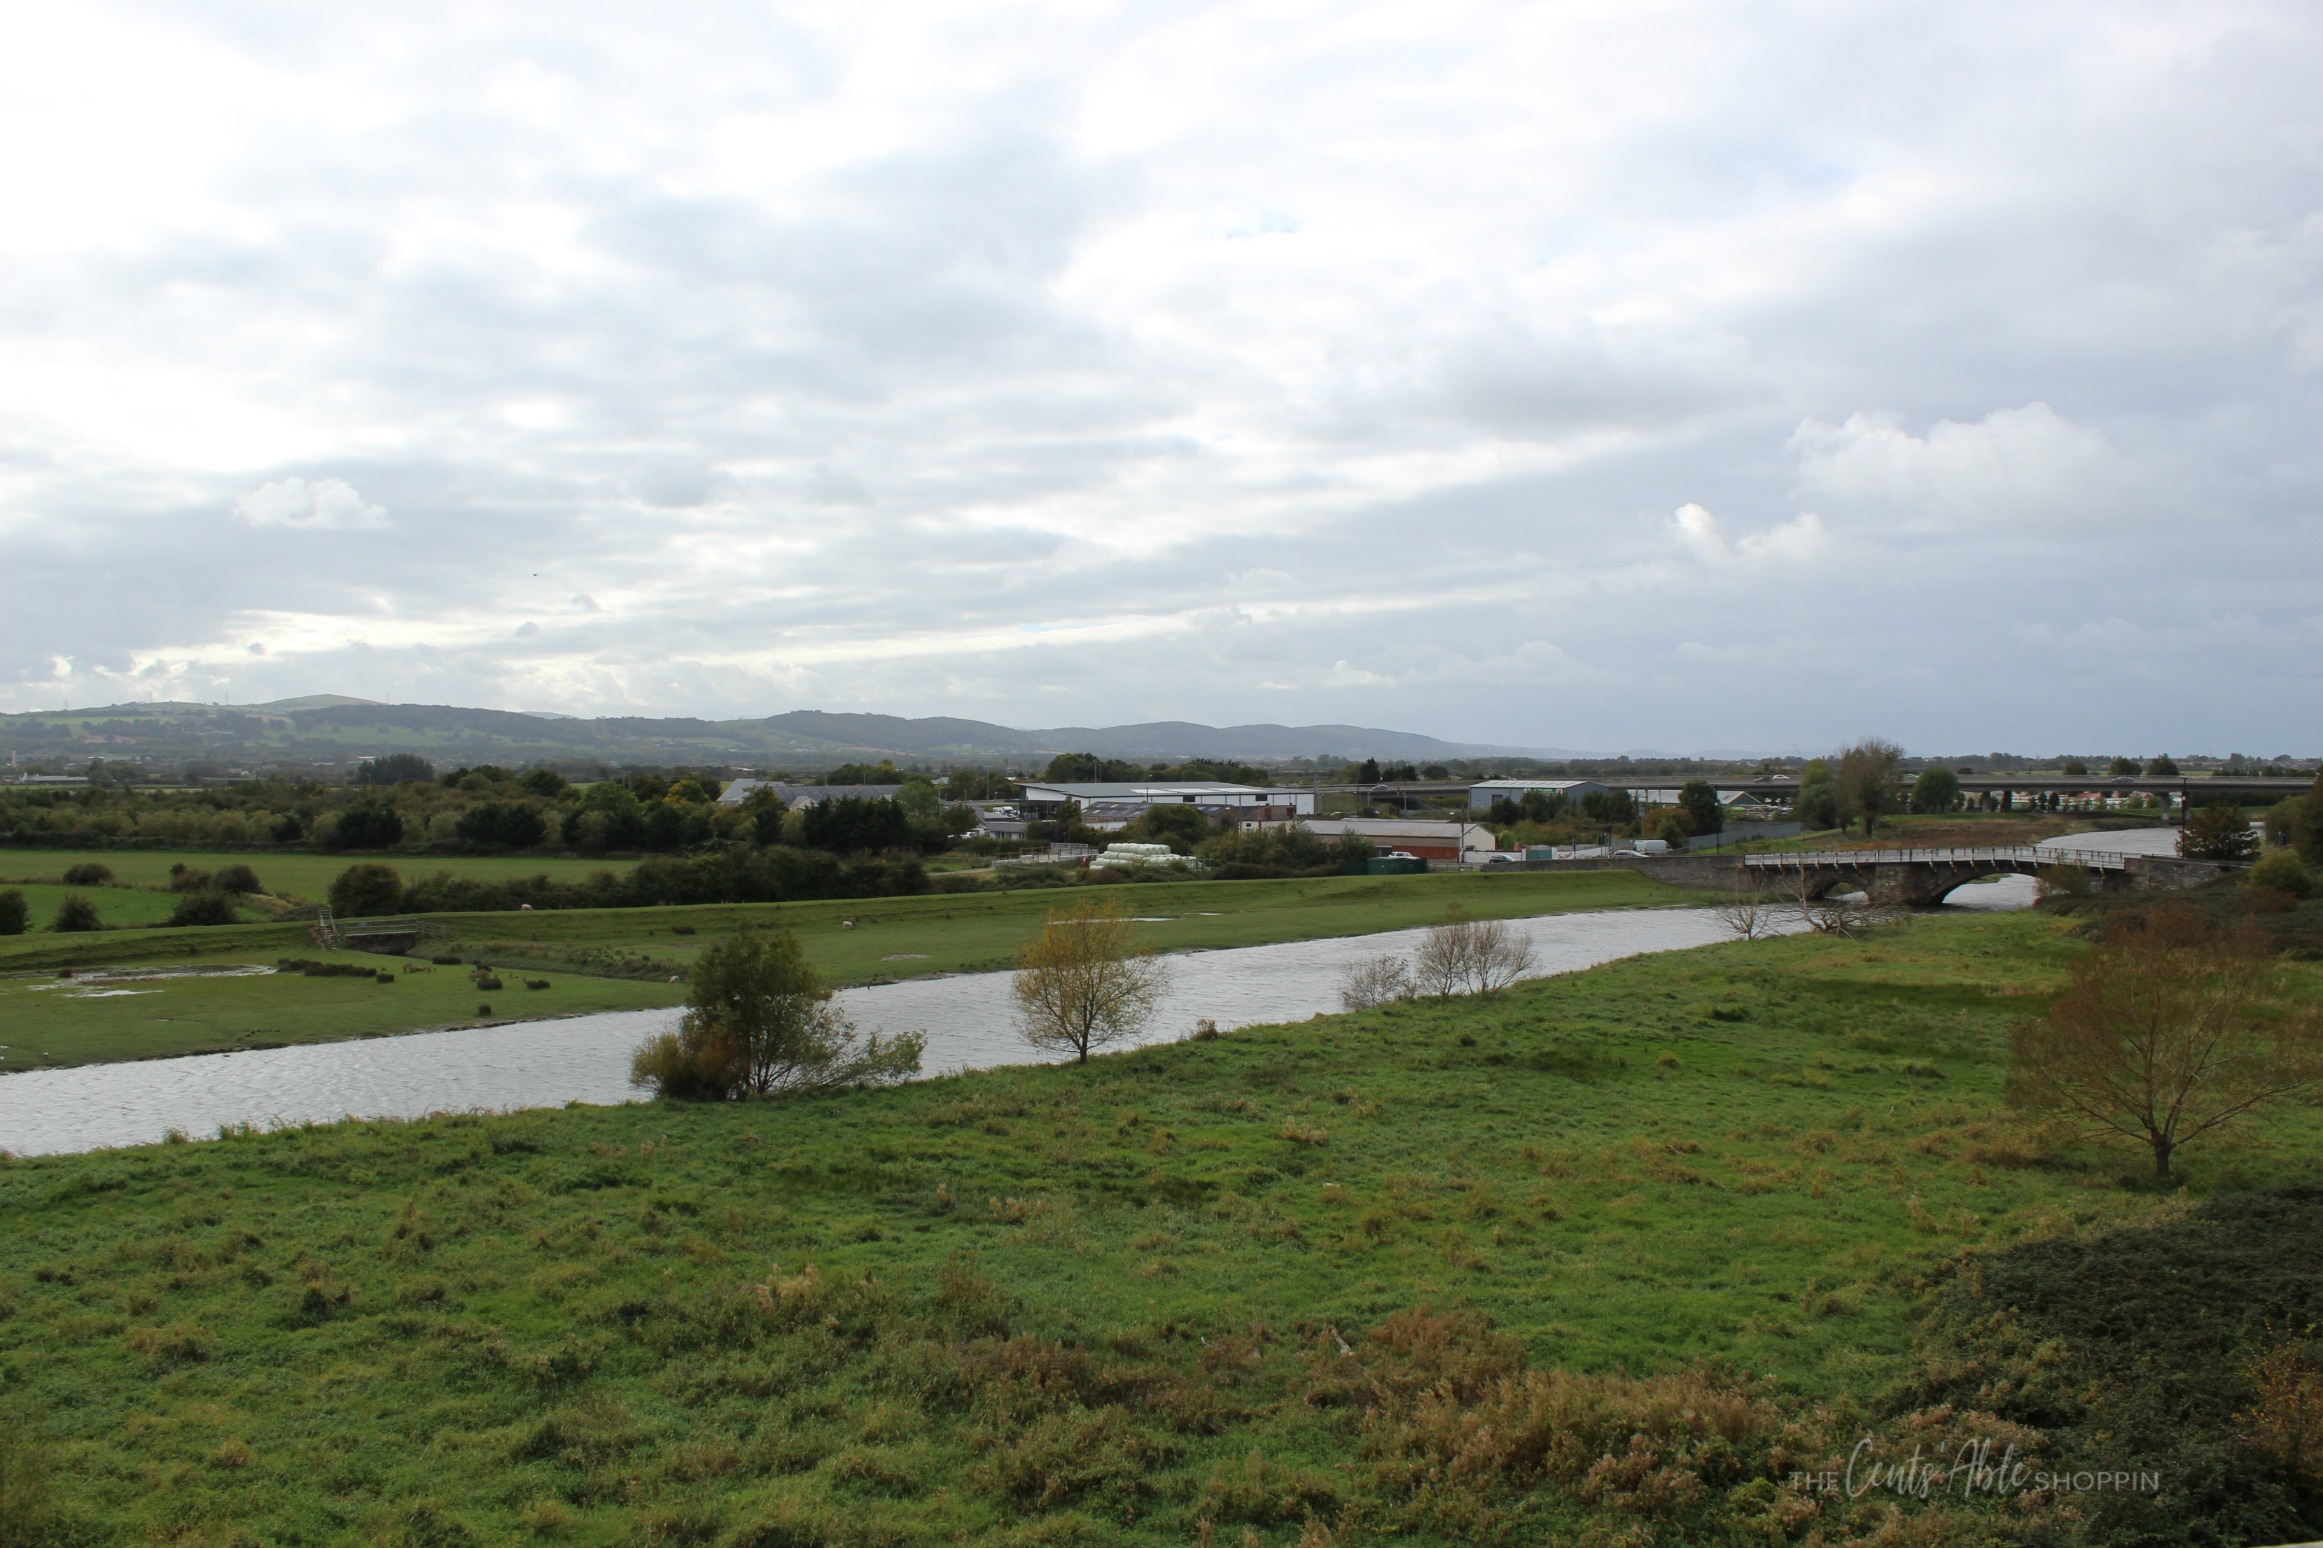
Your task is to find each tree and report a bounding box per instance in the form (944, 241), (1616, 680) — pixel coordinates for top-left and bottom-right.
(1833, 739), (1906, 837)
(1132, 802), (1210, 851)
(51, 895), (102, 933)
(519, 767), (568, 798)
(2007, 908), (2323, 1177)
(631, 927), (922, 1100)
(359, 753), (435, 785)
(1715, 887), (1784, 941)
(2284, 775), (2323, 866)
(1793, 762), (1839, 830)
(2145, 754), (2180, 777)
(2180, 803), (2259, 862)
(0, 889), (26, 936)
(1516, 788), (1564, 824)
(1010, 897), (1170, 1063)
(801, 796), (911, 854)
(1044, 752), (1104, 783)
(329, 862), (404, 916)
(334, 802), (405, 850)
(2060, 759), (2089, 776)
(456, 801), (548, 850)
(61, 862), (112, 886)
(2108, 756), (2142, 777)
(1678, 779), (1722, 836)
(1909, 768), (1962, 814)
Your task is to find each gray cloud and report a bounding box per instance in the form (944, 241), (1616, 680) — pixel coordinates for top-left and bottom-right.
(1, 1), (2319, 752)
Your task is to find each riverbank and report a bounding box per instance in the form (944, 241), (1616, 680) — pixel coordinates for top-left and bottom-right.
(4, 909), (2313, 1545)
(0, 869), (1707, 1068)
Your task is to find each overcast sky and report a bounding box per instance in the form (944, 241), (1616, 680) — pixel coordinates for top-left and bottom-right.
(2, 1), (2318, 754)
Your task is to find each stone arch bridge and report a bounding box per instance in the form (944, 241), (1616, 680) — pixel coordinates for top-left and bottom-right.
(1736, 845), (2169, 907)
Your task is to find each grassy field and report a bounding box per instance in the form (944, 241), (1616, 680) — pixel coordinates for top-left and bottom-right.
(0, 870), (1705, 1068)
(0, 954), (685, 1072)
(0, 848), (636, 904)
(1, 909), (2315, 1545)
(0, 882), (224, 931)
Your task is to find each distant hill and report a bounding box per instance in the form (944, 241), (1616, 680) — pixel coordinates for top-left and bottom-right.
(0, 700), (1554, 771)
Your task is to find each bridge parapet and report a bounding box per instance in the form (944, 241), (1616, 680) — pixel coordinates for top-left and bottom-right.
(1744, 846), (2131, 872)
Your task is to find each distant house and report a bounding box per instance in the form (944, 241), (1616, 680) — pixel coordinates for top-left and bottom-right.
(1301, 817), (1497, 863)
(1017, 781), (1316, 820)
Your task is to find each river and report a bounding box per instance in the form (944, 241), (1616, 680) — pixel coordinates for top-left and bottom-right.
(6, 837), (2171, 1159)
(3, 906), (1770, 1157)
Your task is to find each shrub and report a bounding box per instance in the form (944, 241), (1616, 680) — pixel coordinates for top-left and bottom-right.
(2250, 849), (2314, 899)
(328, 862), (403, 917)
(0, 890), (25, 937)
(167, 864), (213, 892)
(167, 890), (239, 927)
(50, 895), (102, 933)
(1341, 954), (1415, 1011)
(214, 863), (264, 894)
(60, 862), (112, 886)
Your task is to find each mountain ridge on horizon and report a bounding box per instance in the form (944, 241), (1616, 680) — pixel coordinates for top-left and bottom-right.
(0, 696), (1586, 767)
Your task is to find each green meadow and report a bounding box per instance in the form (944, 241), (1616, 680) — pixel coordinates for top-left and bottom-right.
(0, 870), (1702, 1068)
(2, 909), (2315, 1545)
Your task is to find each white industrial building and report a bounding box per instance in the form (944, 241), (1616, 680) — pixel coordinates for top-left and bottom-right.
(1468, 777), (1778, 813)
(1016, 781), (1316, 819)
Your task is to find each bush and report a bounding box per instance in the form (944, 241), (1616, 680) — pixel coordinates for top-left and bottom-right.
(167, 890), (239, 927)
(328, 862), (404, 917)
(167, 864), (213, 892)
(2250, 849), (2314, 899)
(60, 862), (112, 887)
(0, 889), (25, 937)
(213, 863), (264, 894)
(51, 895), (102, 933)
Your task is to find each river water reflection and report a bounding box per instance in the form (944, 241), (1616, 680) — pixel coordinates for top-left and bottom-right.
(4, 906), (1781, 1157)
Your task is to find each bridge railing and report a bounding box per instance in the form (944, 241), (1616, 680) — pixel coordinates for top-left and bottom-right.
(1741, 846), (2133, 870)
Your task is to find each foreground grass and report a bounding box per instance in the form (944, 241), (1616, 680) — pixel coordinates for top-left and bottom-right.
(3, 911), (2315, 1545)
(0, 870), (1703, 1067)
